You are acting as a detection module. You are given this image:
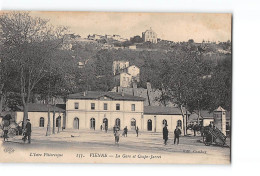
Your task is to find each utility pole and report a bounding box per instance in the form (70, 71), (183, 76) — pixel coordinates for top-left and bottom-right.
(46, 58), (52, 136)
(52, 99), (56, 134)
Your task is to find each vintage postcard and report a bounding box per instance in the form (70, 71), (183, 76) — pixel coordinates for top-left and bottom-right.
(0, 11), (231, 164)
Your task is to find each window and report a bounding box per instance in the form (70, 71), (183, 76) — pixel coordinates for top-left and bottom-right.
(131, 118), (136, 127)
(177, 120), (182, 128)
(73, 117), (79, 129)
(56, 116), (61, 127)
(104, 103), (108, 110)
(74, 102), (79, 109)
(39, 117), (44, 127)
(115, 118), (121, 129)
(91, 103), (95, 110)
(116, 104), (120, 110)
(131, 104), (135, 111)
(226, 122), (230, 131)
(90, 118), (95, 129)
(147, 119), (152, 131)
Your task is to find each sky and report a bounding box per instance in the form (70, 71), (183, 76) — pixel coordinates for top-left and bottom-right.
(28, 11), (231, 42)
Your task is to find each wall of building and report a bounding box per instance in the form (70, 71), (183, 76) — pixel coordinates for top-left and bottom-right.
(203, 119), (214, 126)
(119, 73), (132, 87)
(66, 99), (144, 130)
(142, 30), (158, 44)
(127, 65), (140, 78)
(113, 61), (129, 75)
(16, 111), (65, 129)
(143, 114), (183, 134)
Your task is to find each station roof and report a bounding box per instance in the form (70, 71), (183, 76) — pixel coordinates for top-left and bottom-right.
(16, 103), (65, 112)
(144, 106), (189, 115)
(68, 91), (145, 101)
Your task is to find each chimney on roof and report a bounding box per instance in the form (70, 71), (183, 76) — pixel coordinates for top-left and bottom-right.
(121, 91), (124, 97)
(83, 90), (88, 96)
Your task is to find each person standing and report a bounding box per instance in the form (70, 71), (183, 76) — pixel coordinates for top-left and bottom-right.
(136, 126), (139, 137)
(23, 119), (32, 144)
(123, 126), (128, 137)
(163, 125), (169, 145)
(105, 125), (108, 133)
(3, 119), (9, 142)
(174, 126), (182, 145)
(114, 128), (120, 146)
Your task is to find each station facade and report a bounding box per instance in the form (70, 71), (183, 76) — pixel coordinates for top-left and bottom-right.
(66, 91), (185, 133)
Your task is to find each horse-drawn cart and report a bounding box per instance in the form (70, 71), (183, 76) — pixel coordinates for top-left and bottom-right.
(202, 126), (229, 147)
(0, 114), (23, 140)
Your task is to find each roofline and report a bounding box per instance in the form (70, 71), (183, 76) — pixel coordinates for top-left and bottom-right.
(67, 97), (145, 101)
(16, 110), (65, 112)
(144, 112), (186, 115)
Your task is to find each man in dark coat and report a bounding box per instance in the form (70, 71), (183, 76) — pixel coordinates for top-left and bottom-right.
(23, 119), (32, 144)
(123, 126), (128, 137)
(105, 125), (108, 133)
(136, 126), (139, 137)
(163, 125), (169, 145)
(174, 126), (182, 145)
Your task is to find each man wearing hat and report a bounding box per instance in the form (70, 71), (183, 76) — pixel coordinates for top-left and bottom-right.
(23, 119), (32, 144)
(174, 126), (182, 145)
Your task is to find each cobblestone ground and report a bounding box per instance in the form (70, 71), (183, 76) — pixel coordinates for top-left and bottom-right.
(1, 128), (230, 164)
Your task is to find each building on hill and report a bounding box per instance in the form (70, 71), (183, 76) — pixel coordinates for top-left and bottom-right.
(142, 28), (158, 44)
(114, 72), (132, 88)
(113, 61), (140, 87)
(112, 82), (177, 107)
(87, 34), (103, 40)
(128, 45), (137, 50)
(120, 65), (140, 82)
(113, 61), (130, 75)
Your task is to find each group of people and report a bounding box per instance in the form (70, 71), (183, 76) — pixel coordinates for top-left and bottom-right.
(113, 126), (140, 145)
(113, 124), (181, 146)
(163, 125), (182, 145)
(1, 117), (31, 144)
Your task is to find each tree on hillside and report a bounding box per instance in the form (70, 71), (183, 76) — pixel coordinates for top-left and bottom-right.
(156, 49), (208, 135)
(130, 35), (143, 43)
(0, 11), (68, 130)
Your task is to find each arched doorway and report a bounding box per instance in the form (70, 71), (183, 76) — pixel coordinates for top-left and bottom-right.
(90, 118), (96, 130)
(56, 116), (61, 127)
(162, 119), (167, 127)
(147, 119), (152, 131)
(177, 120), (182, 128)
(103, 118), (108, 128)
(131, 118), (136, 130)
(73, 117), (79, 129)
(39, 117), (44, 127)
(115, 118), (120, 130)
